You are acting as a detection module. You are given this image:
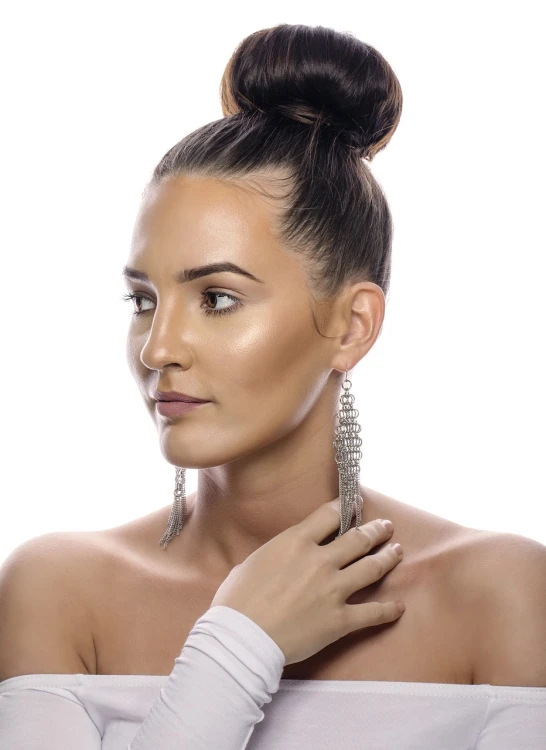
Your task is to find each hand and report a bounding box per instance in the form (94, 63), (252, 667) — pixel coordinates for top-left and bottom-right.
(210, 497), (404, 665)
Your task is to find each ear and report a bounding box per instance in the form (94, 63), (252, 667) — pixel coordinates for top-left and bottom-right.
(330, 281), (385, 373)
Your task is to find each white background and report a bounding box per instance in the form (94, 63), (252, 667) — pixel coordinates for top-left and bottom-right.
(1, 1), (544, 561)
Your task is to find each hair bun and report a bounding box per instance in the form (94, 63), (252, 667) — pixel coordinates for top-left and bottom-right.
(220, 24), (402, 160)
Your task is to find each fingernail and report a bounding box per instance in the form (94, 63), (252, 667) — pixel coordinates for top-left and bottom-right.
(381, 519), (394, 532)
(396, 601), (406, 612)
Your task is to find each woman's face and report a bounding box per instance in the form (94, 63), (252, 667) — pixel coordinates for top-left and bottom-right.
(123, 174), (337, 469)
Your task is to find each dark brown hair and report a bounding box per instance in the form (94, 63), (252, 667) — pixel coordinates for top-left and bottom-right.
(147, 23), (403, 335)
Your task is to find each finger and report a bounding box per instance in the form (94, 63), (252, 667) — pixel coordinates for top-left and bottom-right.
(338, 542), (403, 598)
(342, 598), (405, 636)
(295, 497), (357, 544)
(327, 518), (394, 569)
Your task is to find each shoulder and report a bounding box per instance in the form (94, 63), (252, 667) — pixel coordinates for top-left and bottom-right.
(0, 531), (104, 682)
(452, 529), (546, 687)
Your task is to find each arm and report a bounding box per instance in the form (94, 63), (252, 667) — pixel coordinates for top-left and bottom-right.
(470, 532), (546, 748)
(0, 533), (91, 682)
(0, 534), (285, 750)
(0, 533), (102, 747)
(128, 605), (285, 749)
(471, 532), (546, 688)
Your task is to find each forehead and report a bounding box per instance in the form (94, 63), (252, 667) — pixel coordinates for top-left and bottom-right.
(131, 175), (283, 259)
(128, 174), (312, 292)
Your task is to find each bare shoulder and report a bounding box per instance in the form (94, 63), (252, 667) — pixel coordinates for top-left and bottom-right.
(0, 531), (105, 682)
(448, 528), (546, 609)
(450, 528), (546, 687)
(362, 486), (546, 686)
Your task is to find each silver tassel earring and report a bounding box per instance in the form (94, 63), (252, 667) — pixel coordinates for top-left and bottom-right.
(334, 367), (363, 536)
(159, 367), (362, 548)
(159, 466), (186, 549)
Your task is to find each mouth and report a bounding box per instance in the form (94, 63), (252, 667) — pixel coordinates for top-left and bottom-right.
(155, 400), (210, 418)
(153, 389), (210, 404)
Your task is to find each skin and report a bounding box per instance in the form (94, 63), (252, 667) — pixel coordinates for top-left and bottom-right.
(1, 173), (544, 688)
(110, 172), (477, 682)
(124, 173), (388, 581)
(110, 172), (546, 687)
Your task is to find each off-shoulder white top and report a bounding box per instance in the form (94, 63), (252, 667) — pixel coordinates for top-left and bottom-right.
(0, 605), (544, 749)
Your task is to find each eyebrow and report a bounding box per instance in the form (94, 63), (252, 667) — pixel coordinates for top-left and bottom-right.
(121, 261), (265, 285)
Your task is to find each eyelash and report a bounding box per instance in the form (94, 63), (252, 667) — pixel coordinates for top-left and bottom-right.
(120, 291), (242, 317)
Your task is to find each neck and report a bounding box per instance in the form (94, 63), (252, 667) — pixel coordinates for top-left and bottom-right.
(177, 382), (373, 578)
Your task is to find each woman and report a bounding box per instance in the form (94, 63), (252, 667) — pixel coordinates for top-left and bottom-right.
(1, 23), (545, 749)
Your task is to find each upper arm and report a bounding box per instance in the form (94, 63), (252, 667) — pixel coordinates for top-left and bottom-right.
(0, 533), (91, 682)
(469, 532), (546, 687)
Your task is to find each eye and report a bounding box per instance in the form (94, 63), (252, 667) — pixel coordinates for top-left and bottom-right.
(120, 293), (155, 316)
(200, 291), (241, 316)
(120, 291), (242, 317)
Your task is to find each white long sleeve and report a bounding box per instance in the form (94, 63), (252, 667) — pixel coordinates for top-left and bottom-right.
(128, 604), (286, 749)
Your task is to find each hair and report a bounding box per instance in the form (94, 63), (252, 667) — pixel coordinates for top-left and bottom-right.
(147, 23), (403, 338)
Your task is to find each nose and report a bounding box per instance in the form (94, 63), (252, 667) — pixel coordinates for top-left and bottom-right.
(138, 299), (194, 372)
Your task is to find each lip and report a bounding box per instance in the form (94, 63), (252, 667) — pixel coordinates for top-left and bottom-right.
(156, 400), (210, 418)
(153, 390), (210, 403)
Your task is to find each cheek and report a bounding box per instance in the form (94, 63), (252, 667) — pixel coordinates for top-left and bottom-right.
(201, 315), (324, 463)
(126, 334), (151, 388)
(216, 306), (317, 389)
(126, 336), (142, 379)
